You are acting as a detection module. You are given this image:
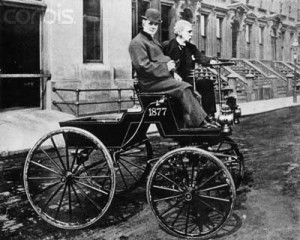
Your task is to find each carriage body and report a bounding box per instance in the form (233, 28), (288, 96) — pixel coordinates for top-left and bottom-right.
(59, 93), (225, 149)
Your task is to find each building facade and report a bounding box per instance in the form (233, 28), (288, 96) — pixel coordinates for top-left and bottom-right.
(0, 0), (300, 114)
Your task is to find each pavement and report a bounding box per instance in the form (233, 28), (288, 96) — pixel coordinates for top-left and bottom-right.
(1, 95), (300, 157)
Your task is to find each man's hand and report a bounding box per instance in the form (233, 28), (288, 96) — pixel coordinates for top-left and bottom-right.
(173, 72), (182, 82)
(167, 60), (176, 71)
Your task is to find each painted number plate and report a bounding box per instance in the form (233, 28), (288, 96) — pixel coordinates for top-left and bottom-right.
(148, 107), (167, 117)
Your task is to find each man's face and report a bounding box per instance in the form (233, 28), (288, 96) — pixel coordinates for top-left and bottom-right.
(180, 25), (193, 43)
(143, 19), (159, 37)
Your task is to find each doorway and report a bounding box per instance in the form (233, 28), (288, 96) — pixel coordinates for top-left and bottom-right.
(271, 28), (277, 61)
(0, 6), (40, 109)
(232, 20), (239, 58)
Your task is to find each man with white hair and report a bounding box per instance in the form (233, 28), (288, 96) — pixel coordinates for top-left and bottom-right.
(163, 19), (218, 121)
(129, 9), (216, 128)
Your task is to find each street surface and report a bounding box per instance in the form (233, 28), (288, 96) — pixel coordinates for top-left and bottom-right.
(1, 105), (300, 240)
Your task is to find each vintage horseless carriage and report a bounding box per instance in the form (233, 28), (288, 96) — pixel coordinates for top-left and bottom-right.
(23, 62), (244, 239)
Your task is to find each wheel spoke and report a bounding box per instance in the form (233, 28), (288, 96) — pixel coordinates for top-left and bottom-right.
(118, 159), (139, 182)
(74, 179), (109, 195)
(40, 148), (64, 173)
(194, 196), (225, 216)
(70, 184), (87, 219)
(157, 172), (185, 191)
(196, 169), (223, 190)
(55, 184), (67, 219)
(76, 161), (106, 174)
(115, 161), (129, 190)
(197, 194), (230, 203)
(42, 184), (64, 211)
(28, 176), (60, 180)
(185, 203), (191, 235)
(189, 162), (196, 187)
(171, 202), (185, 227)
(113, 139), (152, 194)
(189, 223), (198, 234)
(70, 143), (80, 172)
(73, 182), (103, 212)
(153, 194), (184, 203)
(63, 133), (70, 170)
(31, 181), (62, 200)
(68, 185), (72, 222)
(198, 183), (229, 192)
(51, 136), (67, 171)
(31, 161), (62, 176)
(161, 198), (184, 218)
(118, 156), (148, 172)
(73, 175), (110, 179)
(152, 185), (182, 193)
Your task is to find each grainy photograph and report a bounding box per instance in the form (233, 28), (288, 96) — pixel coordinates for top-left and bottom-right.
(0, 0), (300, 239)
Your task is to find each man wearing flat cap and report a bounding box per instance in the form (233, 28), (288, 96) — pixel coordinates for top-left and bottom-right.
(129, 8), (214, 128)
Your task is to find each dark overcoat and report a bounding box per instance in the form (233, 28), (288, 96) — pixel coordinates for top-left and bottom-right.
(162, 38), (210, 82)
(129, 31), (207, 127)
(129, 31), (191, 98)
(163, 39), (216, 115)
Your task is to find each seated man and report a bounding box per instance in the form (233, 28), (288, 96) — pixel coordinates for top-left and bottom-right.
(129, 8), (215, 128)
(163, 19), (218, 121)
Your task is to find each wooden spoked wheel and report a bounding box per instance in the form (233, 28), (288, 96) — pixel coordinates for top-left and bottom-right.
(147, 147), (236, 239)
(23, 127), (116, 229)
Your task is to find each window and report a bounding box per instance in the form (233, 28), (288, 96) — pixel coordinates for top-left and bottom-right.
(200, 14), (208, 54)
(246, 24), (251, 43)
(258, 27), (264, 45)
(291, 32), (294, 42)
(200, 14), (207, 37)
(216, 17), (223, 38)
(216, 17), (223, 57)
(133, 0), (150, 37)
(161, 3), (172, 42)
(83, 0), (102, 62)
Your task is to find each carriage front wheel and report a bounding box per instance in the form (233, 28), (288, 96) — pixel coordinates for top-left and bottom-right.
(146, 147), (236, 239)
(23, 127), (116, 229)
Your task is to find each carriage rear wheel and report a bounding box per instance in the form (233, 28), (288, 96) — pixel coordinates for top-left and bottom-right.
(147, 147), (236, 239)
(23, 127), (116, 229)
(208, 137), (244, 187)
(112, 139), (153, 194)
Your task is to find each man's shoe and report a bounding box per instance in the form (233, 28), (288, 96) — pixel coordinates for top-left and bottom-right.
(210, 120), (221, 128)
(206, 115), (221, 128)
(200, 121), (217, 128)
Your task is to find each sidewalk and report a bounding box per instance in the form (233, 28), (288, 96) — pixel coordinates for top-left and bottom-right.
(0, 109), (73, 157)
(1, 95), (300, 157)
(237, 95), (300, 116)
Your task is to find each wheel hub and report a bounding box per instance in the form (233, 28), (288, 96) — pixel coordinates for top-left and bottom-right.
(185, 192), (193, 201)
(61, 171), (73, 184)
(185, 186), (195, 201)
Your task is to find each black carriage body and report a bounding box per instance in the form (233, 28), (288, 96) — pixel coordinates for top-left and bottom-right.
(59, 93), (225, 148)
(59, 112), (149, 149)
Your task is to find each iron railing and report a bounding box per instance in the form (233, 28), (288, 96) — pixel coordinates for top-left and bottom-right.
(0, 73), (51, 109)
(52, 86), (138, 117)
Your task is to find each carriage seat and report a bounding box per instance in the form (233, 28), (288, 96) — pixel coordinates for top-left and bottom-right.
(133, 84), (185, 129)
(133, 81), (221, 134)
